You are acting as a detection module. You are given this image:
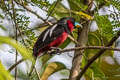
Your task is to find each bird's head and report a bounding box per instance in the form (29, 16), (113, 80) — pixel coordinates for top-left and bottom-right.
(58, 17), (82, 34)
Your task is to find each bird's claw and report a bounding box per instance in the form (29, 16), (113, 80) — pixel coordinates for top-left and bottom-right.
(50, 47), (62, 50)
(48, 47), (62, 55)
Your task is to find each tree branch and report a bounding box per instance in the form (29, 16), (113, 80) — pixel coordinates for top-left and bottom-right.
(8, 45), (120, 72)
(69, 20), (89, 80)
(69, 0), (93, 79)
(77, 31), (120, 80)
(48, 46), (120, 54)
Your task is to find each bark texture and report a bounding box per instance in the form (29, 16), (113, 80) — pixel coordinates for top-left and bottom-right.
(69, 0), (93, 80)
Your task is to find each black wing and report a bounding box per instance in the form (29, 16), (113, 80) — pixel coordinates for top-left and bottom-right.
(33, 24), (64, 54)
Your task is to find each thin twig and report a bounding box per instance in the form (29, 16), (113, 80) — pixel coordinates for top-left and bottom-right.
(8, 59), (25, 71)
(11, 0), (18, 80)
(11, 19), (57, 38)
(77, 31), (120, 80)
(14, 0), (52, 26)
(11, 1), (29, 80)
(45, 0), (60, 20)
(68, 35), (80, 45)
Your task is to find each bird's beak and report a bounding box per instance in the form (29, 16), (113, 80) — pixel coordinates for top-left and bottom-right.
(75, 22), (83, 28)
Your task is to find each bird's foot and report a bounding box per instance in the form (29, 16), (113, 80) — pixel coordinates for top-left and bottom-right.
(50, 47), (61, 50)
(48, 47), (62, 55)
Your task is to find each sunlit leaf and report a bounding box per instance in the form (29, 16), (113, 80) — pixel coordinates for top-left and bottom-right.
(71, 10), (93, 20)
(0, 61), (13, 80)
(51, 3), (69, 19)
(95, 14), (113, 40)
(49, 2), (80, 21)
(0, 36), (34, 62)
(38, 26), (48, 32)
(41, 62), (66, 80)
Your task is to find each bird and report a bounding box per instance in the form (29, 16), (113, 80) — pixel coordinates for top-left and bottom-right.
(33, 17), (81, 57)
(8, 17), (81, 75)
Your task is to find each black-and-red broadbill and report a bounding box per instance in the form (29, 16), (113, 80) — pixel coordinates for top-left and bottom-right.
(33, 17), (80, 57)
(8, 17), (81, 74)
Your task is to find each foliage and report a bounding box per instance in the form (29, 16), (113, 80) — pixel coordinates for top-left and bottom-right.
(31, 0), (50, 8)
(0, 36), (34, 61)
(0, 61), (13, 80)
(0, 0), (120, 80)
(0, 36), (35, 79)
(95, 14), (113, 40)
(16, 14), (36, 50)
(108, 0), (120, 11)
(41, 62), (66, 80)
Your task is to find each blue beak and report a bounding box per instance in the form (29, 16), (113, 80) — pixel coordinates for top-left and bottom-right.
(75, 22), (83, 28)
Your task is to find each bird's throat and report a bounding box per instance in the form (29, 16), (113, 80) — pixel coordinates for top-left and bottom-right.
(67, 20), (74, 32)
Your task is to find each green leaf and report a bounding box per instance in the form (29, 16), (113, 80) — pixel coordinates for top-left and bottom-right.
(41, 54), (53, 67)
(95, 14), (113, 40)
(50, 1), (91, 21)
(107, 0), (120, 11)
(85, 68), (94, 80)
(0, 36), (34, 62)
(0, 61), (13, 80)
(41, 62), (66, 80)
(51, 3), (69, 19)
(81, 56), (106, 80)
(85, 33), (101, 58)
(59, 69), (69, 77)
(88, 33), (101, 46)
(90, 62), (106, 80)
(81, 56), (94, 80)
(50, 2), (81, 21)
(59, 38), (71, 49)
(67, 0), (87, 11)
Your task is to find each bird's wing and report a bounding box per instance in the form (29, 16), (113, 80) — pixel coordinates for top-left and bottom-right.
(33, 24), (64, 54)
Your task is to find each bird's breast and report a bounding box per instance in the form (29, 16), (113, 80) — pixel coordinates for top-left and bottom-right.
(48, 32), (68, 47)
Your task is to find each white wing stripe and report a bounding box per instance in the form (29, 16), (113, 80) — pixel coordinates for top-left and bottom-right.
(42, 29), (50, 42)
(50, 24), (57, 37)
(42, 24), (57, 42)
